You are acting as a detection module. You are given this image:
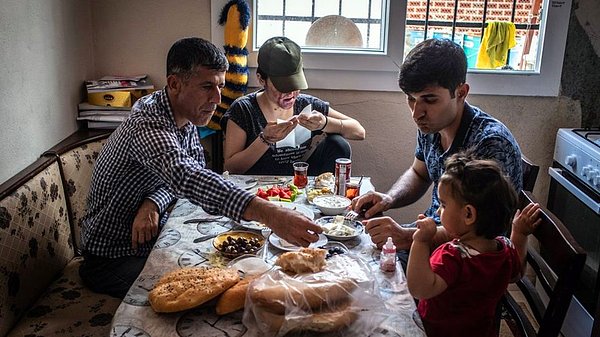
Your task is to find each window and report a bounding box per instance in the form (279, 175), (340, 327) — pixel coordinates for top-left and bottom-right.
(253, 0), (387, 53)
(405, 0), (542, 71)
(210, 0), (572, 96)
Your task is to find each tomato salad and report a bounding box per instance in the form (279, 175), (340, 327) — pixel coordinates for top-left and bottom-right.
(256, 184), (301, 202)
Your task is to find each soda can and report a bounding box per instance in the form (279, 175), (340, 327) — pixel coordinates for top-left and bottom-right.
(335, 158), (352, 196)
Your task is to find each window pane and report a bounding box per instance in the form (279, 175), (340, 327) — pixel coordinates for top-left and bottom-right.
(285, 1), (311, 17)
(257, 0), (283, 15)
(255, 0), (386, 52)
(405, 0), (544, 71)
(314, 0), (339, 17)
(341, 0), (369, 18)
(255, 20), (284, 45)
(287, 21), (312, 46)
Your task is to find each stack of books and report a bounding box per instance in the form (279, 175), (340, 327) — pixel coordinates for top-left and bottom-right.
(78, 75), (154, 129)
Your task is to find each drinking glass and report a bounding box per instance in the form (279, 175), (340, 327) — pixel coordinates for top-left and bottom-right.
(292, 162), (309, 188)
(345, 182), (360, 200)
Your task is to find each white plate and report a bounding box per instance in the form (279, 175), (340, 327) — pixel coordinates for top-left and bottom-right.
(227, 175), (258, 190)
(238, 202), (315, 231)
(269, 233), (328, 252)
(315, 216), (363, 241)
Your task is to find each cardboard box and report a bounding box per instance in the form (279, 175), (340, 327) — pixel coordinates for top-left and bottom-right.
(87, 89), (152, 107)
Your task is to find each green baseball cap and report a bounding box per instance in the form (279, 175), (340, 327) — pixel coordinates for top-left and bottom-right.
(258, 37), (308, 93)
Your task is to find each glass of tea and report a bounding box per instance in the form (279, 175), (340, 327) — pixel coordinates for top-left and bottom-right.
(292, 162), (309, 188)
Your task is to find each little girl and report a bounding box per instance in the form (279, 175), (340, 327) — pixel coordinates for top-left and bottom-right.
(406, 152), (540, 337)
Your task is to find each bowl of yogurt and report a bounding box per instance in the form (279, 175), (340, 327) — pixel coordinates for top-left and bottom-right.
(312, 195), (351, 215)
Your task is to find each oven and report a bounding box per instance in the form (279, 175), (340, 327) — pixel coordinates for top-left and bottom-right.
(547, 128), (600, 337)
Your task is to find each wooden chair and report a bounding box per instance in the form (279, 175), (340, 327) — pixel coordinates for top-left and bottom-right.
(521, 155), (540, 192)
(498, 190), (586, 337)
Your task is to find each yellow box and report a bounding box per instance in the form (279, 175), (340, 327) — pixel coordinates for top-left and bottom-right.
(87, 89), (152, 107)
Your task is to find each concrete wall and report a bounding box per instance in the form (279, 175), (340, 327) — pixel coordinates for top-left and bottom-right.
(0, 0), (597, 225)
(0, 0), (93, 184)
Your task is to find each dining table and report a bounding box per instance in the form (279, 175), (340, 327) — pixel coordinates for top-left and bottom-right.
(109, 174), (426, 337)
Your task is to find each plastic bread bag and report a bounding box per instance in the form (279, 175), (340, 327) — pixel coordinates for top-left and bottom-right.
(242, 251), (394, 337)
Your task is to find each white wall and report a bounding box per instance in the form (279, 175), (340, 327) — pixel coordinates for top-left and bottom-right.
(0, 0), (93, 184)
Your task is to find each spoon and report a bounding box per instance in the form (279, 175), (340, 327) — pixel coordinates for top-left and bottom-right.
(261, 227), (272, 261)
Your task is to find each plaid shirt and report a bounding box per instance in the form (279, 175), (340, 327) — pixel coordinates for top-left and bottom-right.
(81, 88), (255, 258)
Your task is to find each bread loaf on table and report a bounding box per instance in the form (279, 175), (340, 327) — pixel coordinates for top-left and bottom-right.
(275, 247), (327, 274)
(149, 267), (239, 313)
(249, 277), (357, 314)
(254, 301), (358, 334)
(215, 275), (258, 315)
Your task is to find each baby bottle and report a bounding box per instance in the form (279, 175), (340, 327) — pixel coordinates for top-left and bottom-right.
(380, 237), (397, 273)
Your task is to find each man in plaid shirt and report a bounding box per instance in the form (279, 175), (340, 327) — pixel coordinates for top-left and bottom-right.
(79, 37), (322, 298)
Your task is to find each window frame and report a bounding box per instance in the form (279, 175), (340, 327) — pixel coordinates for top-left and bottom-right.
(210, 0), (572, 96)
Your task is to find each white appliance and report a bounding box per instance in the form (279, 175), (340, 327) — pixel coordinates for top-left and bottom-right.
(548, 128), (600, 337)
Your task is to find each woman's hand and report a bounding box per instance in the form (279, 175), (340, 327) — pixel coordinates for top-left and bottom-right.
(262, 116), (298, 143)
(297, 111), (326, 131)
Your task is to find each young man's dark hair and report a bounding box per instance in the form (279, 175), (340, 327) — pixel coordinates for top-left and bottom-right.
(166, 37), (228, 78)
(399, 39), (467, 97)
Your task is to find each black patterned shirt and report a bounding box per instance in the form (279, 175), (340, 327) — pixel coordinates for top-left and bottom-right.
(222, 90), (329, 175)
(416, 102), (523, 224)
(81, 88), (255, 258)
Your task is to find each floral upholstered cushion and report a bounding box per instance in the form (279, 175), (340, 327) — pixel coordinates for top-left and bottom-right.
(59, 139), (107, 254)
(5, 257), (120, 337)
(0, 162), (73, 337)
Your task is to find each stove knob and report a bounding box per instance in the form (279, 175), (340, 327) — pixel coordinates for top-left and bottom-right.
(582, 165), (591, 178)
(589, 170), (599, 182)
(594, 175), (600, 188)
(565, 155), (577, 170)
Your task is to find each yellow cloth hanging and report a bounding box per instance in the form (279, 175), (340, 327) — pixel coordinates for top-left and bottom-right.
(476, 21), (516, 69)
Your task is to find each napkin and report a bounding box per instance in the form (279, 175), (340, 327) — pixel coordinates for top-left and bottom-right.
(276, 105), (312, 148)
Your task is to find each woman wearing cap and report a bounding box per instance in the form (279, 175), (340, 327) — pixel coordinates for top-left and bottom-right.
(221, 36), (365, 176)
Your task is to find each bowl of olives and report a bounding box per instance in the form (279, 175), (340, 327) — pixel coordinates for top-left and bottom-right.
(213, 231), (265, 259)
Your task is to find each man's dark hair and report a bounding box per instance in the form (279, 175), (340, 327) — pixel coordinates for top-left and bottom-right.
(398, 39), (467, 97)
(166, 37), (228, 78)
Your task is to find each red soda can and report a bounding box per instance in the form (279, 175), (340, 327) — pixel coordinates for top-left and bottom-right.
(335, 158), (352, 196)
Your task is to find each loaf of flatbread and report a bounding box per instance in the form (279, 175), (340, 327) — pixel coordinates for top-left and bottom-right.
(149, 267), (239, 313)
(215, 275), (258, 315)
(275, 247), (327, 274)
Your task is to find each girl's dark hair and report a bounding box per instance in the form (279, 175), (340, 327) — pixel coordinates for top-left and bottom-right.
(166, 37), (228, 79)
(398, 38), (467, 97)
(440, 151), (517, 239)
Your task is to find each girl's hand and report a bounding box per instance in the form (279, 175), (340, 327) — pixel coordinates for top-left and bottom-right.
(413, 215), (437, 243)
(262, 116), (298, 143)
(513, 202), (542, 236)
(297, 111), (326, 131)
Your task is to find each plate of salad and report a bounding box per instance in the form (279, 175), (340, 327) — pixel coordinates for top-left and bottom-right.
(255, 184), (301, 202)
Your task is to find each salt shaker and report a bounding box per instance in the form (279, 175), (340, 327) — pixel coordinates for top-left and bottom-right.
(380, 237), (397, 273)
